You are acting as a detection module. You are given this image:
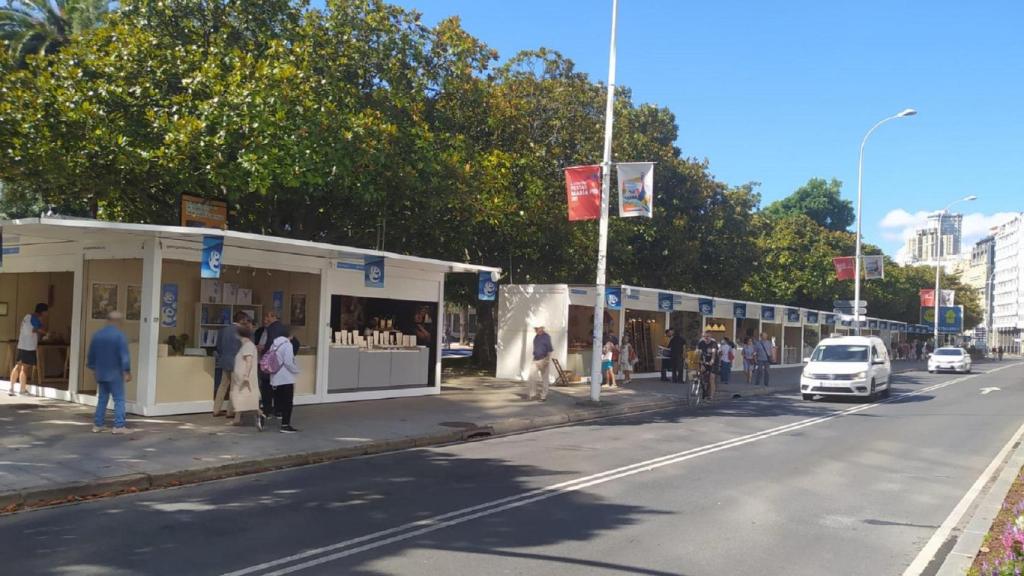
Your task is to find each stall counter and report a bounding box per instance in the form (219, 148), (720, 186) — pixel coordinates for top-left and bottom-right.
(327, 346), (429, 393)
(156, 354), (316, 405)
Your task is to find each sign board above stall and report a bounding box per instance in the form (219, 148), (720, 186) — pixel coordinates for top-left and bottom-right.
(181, 195), (228, 229)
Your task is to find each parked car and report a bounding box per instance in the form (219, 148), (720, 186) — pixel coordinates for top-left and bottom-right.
(800, 336), (892, 401)
(928, 347), (972, 373)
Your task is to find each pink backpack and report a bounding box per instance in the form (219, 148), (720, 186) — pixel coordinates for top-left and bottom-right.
(259, 341), (284, 374)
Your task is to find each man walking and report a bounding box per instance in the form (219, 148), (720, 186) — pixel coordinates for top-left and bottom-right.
(528, 325), (553, 401)
(9, 303), (48, 396)
(213, 311), (251, 417)
(753, 332), (775, 387)
(87, 311), (132, 434)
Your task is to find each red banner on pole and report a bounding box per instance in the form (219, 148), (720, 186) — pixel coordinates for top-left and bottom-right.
(833, 257), (856, 280)
(919, 288), (935, 307)
(565, 165), (602, 221)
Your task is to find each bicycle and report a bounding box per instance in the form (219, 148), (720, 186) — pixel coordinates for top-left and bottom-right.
(689, 362), (712, 407)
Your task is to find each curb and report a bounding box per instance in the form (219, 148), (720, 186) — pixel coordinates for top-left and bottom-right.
(0, 394), (693, 514)
(934, 432), (1024, 575)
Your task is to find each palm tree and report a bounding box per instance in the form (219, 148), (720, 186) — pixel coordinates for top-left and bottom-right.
(0, 0), (110, 67)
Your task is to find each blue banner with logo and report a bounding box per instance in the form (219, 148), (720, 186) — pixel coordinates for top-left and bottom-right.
(698, 298), (714, 316)
(786, 308), (801, 323)
(879, 320), (888, 330)
(806, 311), (819, 324)
(605, 287), (622, 310)
(160, 283), (178, 328)
(824, 313), (836, 325)
(868, 319), (879, 329)
(364, 256), (385, 288)
(201, 235), (224, 279)
(762, 307), (776, 321)
(478, 272), (497, 301)
(922, 306), (963, 334)
(733, 303), (747, 319)
(658, 292), (674, 312)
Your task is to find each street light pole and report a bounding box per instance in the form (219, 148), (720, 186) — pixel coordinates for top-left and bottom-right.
(853, 109), (916, 335)
(589, 0), (618, 403)
(932, 195), (977, 347)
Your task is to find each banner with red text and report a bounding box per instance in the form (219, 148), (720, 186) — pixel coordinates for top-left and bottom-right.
(565, 165), (602, 221)
(833, 256), (856, 280)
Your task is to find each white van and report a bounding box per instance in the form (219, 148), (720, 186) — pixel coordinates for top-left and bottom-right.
(800, 336), (892, 401)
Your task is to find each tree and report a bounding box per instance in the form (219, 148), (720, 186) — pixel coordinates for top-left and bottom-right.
(762, 177), (854, 232)
(0, 0), (110, 67)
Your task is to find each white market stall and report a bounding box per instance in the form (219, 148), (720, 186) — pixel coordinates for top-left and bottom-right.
(0, 217), (497, 416)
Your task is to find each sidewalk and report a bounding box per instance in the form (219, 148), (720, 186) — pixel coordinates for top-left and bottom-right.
(0, 362), (918, 511)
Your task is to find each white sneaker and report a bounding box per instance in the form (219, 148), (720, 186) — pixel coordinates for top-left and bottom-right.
(111, 427), (133, 435)
(91, 426), (104, 433)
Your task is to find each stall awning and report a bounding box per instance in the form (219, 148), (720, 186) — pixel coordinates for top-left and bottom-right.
(1, 217), (500, 276)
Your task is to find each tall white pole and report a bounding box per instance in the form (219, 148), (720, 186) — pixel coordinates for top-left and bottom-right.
(933, 211), (943, 347)
(590, 0), (618, 403)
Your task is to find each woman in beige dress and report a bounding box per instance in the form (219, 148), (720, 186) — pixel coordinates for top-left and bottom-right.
(231, 325), (263, 430)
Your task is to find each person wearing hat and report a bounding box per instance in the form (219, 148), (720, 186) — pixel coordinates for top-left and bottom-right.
(529, 325), (553, 401)
(87, 311), (132, 434)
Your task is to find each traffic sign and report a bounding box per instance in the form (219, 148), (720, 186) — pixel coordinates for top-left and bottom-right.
(837, 313), (867, 322)
(834, 307), (867, 315)
(834, 300), (867, 308)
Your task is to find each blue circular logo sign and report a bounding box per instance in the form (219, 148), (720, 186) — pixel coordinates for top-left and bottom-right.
(483, 280), (497, 297)
(368, 264), (382, 283)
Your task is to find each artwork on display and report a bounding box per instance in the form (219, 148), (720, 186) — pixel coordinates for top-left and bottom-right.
(91, 283), (119, 319)
(477, 272), (497, 301)
(201, 235), (224, 279)
(161, 283), (178, 328)
(616, 162), (655, 218)
(564, 165), (602, 221)
(272, 291), (284, 317)
(291, 293), (307, 326)
(364, 256), (385, 288)
(863, 255), (885, 280)
(126, 285), (142, 321)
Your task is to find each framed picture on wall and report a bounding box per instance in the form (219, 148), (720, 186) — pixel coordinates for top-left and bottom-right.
(291, 294), (306, 326)
(126, 285), (142, 321)
(91, 283), (119, 320)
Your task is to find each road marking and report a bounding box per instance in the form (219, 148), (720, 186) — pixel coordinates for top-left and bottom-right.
(902, 372), (1024, 575)
(224, 366), (1017, 576)
(980, 387), (1001, 395)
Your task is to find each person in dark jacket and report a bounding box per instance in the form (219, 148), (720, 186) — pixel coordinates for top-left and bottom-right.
(258, 311), (287, 419)
(213, 311), (251, 417)
(669, 331), (687, 383)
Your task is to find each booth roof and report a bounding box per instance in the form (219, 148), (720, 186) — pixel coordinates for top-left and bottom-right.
(2, 217), (500, 275)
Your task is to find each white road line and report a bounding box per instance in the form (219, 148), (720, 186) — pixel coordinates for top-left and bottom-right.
(223, 368), (1008, 576)
(902, 363), (1024, 576)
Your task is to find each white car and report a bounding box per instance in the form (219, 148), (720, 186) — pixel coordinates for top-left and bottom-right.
(800, 336), (892, 401)
(928, 347), (972, 373)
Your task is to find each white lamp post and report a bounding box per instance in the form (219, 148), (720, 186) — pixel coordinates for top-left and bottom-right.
(853, 108), (916, 335)
(932, 195), (977, 346)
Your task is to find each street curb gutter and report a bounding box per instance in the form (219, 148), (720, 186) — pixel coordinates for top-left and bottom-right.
(933, 432), (1024, 575)
(0, 395), (696, 513)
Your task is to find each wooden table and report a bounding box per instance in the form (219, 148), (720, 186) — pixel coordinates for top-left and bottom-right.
(37, 344), (70, 387)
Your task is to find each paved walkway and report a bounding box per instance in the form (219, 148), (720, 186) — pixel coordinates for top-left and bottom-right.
(0, 362), (923, 510)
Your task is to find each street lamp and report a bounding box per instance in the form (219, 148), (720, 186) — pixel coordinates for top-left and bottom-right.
(853, 109), (916, 335)
(932, 195), (977, 347)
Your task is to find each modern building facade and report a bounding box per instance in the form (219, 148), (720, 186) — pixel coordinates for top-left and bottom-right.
(906, 212), (964, 264)
(961, 235), (995, 341)
(992, 214), (1024, 353)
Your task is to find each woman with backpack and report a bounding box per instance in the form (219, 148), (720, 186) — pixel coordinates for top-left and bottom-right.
(619, 334), (636, 385)
(260, 325), (301, 433)
(719, 337), (736, 386)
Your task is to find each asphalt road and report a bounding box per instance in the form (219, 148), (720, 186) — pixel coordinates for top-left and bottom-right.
(3, 362), (1023, 576)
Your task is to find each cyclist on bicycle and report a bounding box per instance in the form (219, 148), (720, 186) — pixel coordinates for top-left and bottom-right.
(696, 331), (719, 400)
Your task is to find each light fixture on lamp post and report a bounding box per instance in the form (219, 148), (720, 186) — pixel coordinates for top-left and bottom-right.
(853, 109), (916, 335)
(932, 195), (977, 347)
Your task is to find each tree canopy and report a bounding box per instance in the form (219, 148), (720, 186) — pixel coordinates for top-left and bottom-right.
(762, 177), (855, 232)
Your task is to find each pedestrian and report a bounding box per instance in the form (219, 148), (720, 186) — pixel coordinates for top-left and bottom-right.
(528, 325), (553, 401)
(915, 340), (924, 361)
(257, 311), (287, 422)
(753, 332), (775, 387)
(659, 329), (674, 382)
(619, 334), (636, 385)
(741, 336), (755, 384)
(602, 336), (618, 388)
(697, 331), (719, 398)
(998, 345), (1004, 361)
(230, 324), (263, 430)
(87, 311), (132, 434)
(719, 336), (735, 386)
(213, 311), (251, 418)
(9, 303), (48, 396)
(669, 329), (686, 383)
(264, 325), (300, 433)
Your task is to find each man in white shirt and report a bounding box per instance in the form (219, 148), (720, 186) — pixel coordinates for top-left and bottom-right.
(9, 303), (48, 396)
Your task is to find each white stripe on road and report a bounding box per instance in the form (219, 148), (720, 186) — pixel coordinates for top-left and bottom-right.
(902, 363), (1024, 576)
(223, 367), (1014, 576)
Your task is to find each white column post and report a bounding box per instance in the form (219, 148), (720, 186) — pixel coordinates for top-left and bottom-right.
(67, 254), (85, 398)
(316, 260), (331, 400)
(136, 237), (163, 414)
(436, 275), (445, 390)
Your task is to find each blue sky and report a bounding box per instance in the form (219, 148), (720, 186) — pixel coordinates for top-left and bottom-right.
(338, 0), (1024, 257)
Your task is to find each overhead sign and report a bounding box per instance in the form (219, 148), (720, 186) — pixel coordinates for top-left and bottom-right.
(919, 289), (955, 307)
(606, 287), (622, 310)
(658, 292), (674, 312)
(477, 272), (497, 301)
(762, 306), (776, 322)
(364, 256), (385, 288)
(201, 236), (224, 279)
(785, 308), (801, 323)
(617, 162), (654, 218)
(921, 306), (963, 334)
(834, 307), (867, 315)
(806, 311), (819, 324)
(834, 300), (867, 308)
(181, 195), (228, 229)
(733, 303), (747, 319)
(833, 257), (856, 281)
(565, 165), (602, 221)
(698, 298), (714, 316)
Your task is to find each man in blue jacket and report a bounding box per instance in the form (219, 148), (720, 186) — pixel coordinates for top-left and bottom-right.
(87, 311), (133, 434)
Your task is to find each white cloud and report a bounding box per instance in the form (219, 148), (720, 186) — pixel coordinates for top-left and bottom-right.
(879, 209), (1020, 265)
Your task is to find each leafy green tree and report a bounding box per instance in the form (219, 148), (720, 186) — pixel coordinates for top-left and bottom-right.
(762, 177), (854, 231)
(0, 0), (110, 67)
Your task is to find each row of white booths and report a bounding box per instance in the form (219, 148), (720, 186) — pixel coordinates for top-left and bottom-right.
(497, 284), (918, 381)
(0, 217), (498, 416)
